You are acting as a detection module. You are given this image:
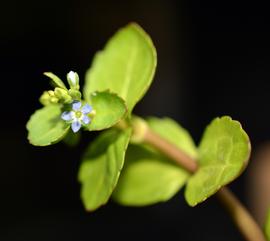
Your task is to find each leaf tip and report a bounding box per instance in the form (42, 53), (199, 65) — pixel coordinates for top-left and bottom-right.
(43, 72), (54, 79)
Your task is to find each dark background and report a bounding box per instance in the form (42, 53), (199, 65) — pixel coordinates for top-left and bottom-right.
(1, 0), (270, 240)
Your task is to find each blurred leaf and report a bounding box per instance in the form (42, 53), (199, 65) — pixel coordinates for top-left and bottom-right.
(44, 72), (67, 90)
(113, 144), (189, 206)
(88, 91), (127, 131)
(63, 130), (81, 147)
(26, 105), (69, 146)
(78, 128), (132, 211)
(147, 117), (198, 159)
(265, 208), (270, 240)
(185, 116), (251, 206)
(84, 23), (157, 115)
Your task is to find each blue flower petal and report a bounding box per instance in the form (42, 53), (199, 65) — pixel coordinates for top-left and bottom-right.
(82, 115), (91, 125)
(72, 101), (82, 111)
(81, 104), (92, 114)
(61, 111), (73, 121)
(71, 121), (81, 133)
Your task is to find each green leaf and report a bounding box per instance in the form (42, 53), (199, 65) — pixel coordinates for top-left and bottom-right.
(63, 130), (81, 147)
(185, 116), (251, 206)
(265, 208), (270, 240)
(44, 72), (67, 90)
(26, 105), (69, 146)
(78, 128), (132, 211)
(113, 144), (189, 206)
(84, 23), (157, 115)
(113, 117), (196, 206)
(88, 91), (127, 131)
(147, 117), (198, 159)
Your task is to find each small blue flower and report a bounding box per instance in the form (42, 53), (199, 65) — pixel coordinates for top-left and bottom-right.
(61, 101), (93, 133)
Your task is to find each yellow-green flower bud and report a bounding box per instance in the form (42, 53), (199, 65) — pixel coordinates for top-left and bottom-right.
(39, 91), (51, 106)
(48, 90), (55, 97)
(54, 87), (72, 103)
(68, 89), (81, 100)
(54, 87), (67, 98)
(50, 96), (59, 103)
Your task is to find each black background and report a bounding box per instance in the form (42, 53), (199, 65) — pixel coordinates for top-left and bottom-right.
(1, 0), (270, 240)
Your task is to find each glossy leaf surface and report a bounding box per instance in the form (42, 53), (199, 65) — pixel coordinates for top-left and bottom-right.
(185, 116), (251, 206)
(84, 23), (157, 115)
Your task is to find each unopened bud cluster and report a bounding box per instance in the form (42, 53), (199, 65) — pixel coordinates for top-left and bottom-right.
(39, 71), (82, 105)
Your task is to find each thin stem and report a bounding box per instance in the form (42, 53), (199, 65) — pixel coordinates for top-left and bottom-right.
(143, 126), (266, 241)
(144, 128), (197, 172)
(217, 188), (266, 241)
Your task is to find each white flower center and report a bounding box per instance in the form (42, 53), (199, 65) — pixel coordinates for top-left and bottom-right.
(75, 111), (82, 118)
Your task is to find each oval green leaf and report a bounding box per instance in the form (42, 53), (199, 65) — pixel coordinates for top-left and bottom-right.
(113, 144), (189, 206)
(78, 128), (132, 211)
(26, 105), (69, 146)
(185, 116), (251, 206)
(84, 23), (157, 115)
(43, 72), (67, 90)
(88, 91), (127, 131)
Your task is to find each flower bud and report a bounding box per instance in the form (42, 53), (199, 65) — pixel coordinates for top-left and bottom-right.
(54, 87), (67, 98)
(39, 91), (51, 106)
(48, 90), (55, 97)
(68, 89), (82, 100)
(67, 71), (80, 90)
(54, 87), (72, 103)
(50, 96), (59, 103)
